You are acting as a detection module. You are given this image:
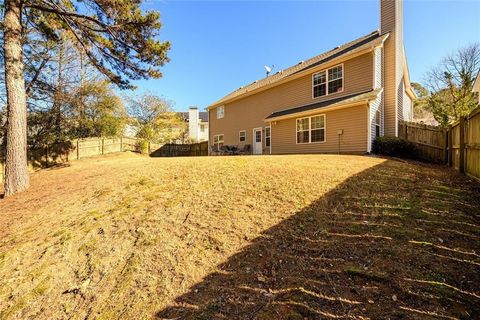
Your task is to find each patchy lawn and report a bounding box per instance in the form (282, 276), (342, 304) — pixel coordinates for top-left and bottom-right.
(0, 152), (479, 320)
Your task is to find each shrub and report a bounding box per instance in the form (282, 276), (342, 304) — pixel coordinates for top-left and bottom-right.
(139, 139), (149, 154)
(372, 136), (418, 159)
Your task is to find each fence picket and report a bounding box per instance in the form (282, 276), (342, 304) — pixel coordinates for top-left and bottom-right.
(399, 105), (480, 181)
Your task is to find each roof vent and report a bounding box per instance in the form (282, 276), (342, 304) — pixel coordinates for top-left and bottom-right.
(297, 60), (304, 64)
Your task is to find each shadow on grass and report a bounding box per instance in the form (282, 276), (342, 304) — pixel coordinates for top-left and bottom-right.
(156, 160), (480, 320)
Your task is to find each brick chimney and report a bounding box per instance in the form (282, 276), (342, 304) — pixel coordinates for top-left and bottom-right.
(381, 0), (405, 136)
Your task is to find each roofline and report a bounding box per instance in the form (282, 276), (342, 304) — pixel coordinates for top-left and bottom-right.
(207, 33), (389, 110)
(473, 71), (480, 92)
(402, 45), (417, 100)
(263, 89), (382, 122)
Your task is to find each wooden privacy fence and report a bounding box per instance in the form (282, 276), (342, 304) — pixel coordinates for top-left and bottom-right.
(398, 121), (447, 163)
(150, 141), (208, 157)
(0, 138), (209, 182)
(399, 106), (480, 181)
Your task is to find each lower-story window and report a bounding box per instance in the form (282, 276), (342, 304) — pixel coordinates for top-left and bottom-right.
(213, 134), (224, 151)
(265, 127), (271, 147)
(296, 114), (326, 143)
(375, 110), (381, 138)
(239, 130), (246, 142)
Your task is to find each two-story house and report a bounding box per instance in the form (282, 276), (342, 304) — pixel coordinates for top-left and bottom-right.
(178, 107), (209, 142)
(207, 0), (416, 155)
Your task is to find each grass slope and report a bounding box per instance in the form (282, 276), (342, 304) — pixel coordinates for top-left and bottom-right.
(0, 153), (479, 319)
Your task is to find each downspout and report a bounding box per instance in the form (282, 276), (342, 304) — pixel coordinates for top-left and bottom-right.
(367, 103), (372, 153)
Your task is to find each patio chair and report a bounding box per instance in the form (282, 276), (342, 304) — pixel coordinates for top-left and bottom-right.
(238, 144), (251, 155)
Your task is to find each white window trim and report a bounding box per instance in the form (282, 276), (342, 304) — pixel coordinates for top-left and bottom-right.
(296, 114), (326, 144)
(375, 109), (381, 137)
(216, 106), (224, 119)
(239, 130), (246, 142)
(312, 63), (344, 99)
(213, 134), (224, 151)
(265, 126), (271, 153)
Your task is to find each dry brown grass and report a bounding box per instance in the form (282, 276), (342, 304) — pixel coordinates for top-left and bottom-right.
(0, 152), (479, 320)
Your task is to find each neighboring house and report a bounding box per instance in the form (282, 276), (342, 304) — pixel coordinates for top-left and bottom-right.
(473, 72), (480, 104)
(207, 0), (415, 155)
(178, 107), (209, 142)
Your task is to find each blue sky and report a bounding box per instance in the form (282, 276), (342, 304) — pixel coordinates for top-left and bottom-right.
(134, 0), (480, 111)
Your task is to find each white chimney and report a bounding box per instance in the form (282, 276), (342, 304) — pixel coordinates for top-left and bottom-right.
(188, 106), (199, 142)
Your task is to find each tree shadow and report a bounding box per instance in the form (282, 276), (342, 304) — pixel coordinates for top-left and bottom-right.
(156, 160), (480, 320)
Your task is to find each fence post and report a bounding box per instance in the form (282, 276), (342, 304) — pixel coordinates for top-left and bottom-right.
(459, 117), (465, 174)
(148, 141), (151, 155)
(443, 129), (448, 165)
(45, 146), (49, 168)
(447, 128), (452, 166)
(77, 139), (80, 160)
(120, 137), (123, 152)
(101, 138), (104, 155)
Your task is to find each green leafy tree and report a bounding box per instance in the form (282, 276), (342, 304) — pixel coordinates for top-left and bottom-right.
(410, 82), (436, 123)
(126, 93), (186, 144)
(1, 0), (170, 196)
(424, 43), (480, 127)
(71, 81), (126, 138)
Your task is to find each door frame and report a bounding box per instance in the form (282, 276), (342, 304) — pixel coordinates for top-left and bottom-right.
(252, 127), (263, 155)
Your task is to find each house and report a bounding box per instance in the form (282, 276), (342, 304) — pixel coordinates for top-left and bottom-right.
(178, 107), (209, 142)
(473, 72), (480, 104)
(207, 0), (416, 155)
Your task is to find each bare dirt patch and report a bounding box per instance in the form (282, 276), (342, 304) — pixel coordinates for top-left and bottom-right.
(0, 153), (479, 319)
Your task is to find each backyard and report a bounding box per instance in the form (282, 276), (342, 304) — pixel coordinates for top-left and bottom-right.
(0, 153), (479, 319)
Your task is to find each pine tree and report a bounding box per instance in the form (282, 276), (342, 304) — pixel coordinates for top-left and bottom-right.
(2, 0), (170, 196)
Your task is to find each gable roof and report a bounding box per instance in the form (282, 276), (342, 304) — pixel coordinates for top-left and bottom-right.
(208, 30), (388, 109)
(265, 89), (382, 121)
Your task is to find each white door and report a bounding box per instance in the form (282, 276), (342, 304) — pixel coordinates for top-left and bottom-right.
(253, 128), (262, 155)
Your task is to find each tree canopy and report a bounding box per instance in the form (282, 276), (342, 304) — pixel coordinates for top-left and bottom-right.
(421, 43), (480, 127)
(1, 0), (170, 195)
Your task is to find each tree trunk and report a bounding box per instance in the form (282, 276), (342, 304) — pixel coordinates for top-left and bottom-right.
(3, 0), (29, 196)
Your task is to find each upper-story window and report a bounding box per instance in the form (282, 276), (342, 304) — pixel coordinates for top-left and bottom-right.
(216, 106), (224, 119)
(313, 64), (343, 98)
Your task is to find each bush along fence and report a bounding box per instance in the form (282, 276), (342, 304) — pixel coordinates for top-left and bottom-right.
(0, 138), (209, 182)
(398, 105), (480, 181)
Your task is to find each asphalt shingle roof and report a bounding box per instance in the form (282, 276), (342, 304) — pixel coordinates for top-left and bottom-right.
(265, 89), (382, 120)
(209, 30), (388, 108)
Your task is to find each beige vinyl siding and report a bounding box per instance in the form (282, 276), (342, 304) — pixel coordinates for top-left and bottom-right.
(271, 105), (368, 154)
(381, 0), (397, 136)
(369, 95), (382, 151)
(209, 52), (374, 152)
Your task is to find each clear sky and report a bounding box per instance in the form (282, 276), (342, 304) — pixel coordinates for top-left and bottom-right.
(133, 0), (480, 111)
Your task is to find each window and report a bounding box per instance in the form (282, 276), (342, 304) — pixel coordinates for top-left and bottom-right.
(213, 134), (224, 151)
(310, 115), (325, 142)
(375, 110), (381, 138)
(216, 106), (224, 119)
(313, 64), (343, 98)
(296, 115), (326, 144)
(296, 117), (310, 143)
(255, 130), (262, 143)
(200, 125), (205, 133)
(239, 130), (246, 142)
(265, 127), (271, 147)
